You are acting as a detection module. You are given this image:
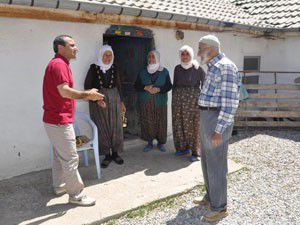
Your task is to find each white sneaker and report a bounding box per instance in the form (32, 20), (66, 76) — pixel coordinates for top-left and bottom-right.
(69, 195), (96, 206)
(53, 186), (67, 196)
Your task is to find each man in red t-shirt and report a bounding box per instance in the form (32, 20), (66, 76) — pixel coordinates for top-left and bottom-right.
(43, 35), (104, 206)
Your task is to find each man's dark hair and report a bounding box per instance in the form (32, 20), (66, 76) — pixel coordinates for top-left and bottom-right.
(53, 35), (72, 53)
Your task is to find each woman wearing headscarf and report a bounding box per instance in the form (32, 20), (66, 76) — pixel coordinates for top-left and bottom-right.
(84, 44), (126, 168)
(135, 50), (172, 152)
(172, 45), (205, 161)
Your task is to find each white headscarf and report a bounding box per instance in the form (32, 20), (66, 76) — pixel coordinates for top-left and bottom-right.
(179, 45), (200, 70)
(147, 50), (164, 74)
(95, 44), (114, 74)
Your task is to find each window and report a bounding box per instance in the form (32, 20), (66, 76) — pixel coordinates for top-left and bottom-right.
(243, 56), (260, 71)
(242, 56), (260, 93)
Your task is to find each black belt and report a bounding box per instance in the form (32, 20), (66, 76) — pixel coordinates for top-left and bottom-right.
(199, 106), (220, 111)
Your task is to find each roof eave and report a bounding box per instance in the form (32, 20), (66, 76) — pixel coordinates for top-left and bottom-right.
(2, 0), (300, 32)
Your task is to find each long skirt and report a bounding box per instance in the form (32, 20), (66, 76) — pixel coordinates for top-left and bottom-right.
(139, 95), (167, 144)
(89, 88), (123, 155)
(172, 87), (200, 155)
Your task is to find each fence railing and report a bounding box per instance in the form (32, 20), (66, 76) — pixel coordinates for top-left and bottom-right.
(235, 71), (300, 127)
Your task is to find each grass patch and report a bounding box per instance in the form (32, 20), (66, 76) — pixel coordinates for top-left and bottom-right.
(106, 220), (116, 225)
(124, 185), (206, 219)
(104, 185), (206, 224)
(126, 196), (176, 219)
(201, 185), (206, 193)
(228, 167), (250, 181)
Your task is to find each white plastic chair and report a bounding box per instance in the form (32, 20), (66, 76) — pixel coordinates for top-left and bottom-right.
(50, 111), (101, 179)
(73, 111), (101, 179)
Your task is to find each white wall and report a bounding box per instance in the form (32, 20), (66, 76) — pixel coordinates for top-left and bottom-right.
(0, 17), (299, 180)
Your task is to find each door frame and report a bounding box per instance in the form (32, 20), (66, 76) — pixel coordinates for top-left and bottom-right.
(103, 25), (155, 139)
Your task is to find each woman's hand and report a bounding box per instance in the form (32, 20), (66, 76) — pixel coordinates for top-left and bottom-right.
(121, 102), (126, 113)
(149, 87), (160, 94)
(97, 100), (106, 108)
(144, 85), (153, 92)
(144, 85), (160, 94)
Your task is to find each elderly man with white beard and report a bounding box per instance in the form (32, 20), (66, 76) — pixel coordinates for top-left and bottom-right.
(193, 34), (241, 222)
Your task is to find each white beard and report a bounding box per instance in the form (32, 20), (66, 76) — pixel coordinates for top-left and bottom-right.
(200, 59), (207, 65)
(200, 53), (210, 65)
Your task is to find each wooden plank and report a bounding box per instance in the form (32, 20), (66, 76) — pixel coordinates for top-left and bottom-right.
(245, 84), (300, 90)
(235, 121), (300, 127)
(248, 93), (300, 99)
(239, 101), (300, 108)
(236, 110), (300, 118)
(240, 71), (300, 74)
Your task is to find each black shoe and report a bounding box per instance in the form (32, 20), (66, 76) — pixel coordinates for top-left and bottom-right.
(112, 152), (124, 165)
(232, 130), (238, 136)
(101, 155), (112, 168)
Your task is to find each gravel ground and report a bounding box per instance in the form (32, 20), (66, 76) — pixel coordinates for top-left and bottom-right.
(104, 130), (300, 225)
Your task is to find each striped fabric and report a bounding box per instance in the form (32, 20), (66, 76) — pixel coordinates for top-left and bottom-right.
(89, 87), (124, 155)
(139, 95), (168, 144)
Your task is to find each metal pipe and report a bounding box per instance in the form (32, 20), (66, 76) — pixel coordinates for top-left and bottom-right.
(118, 7), (123, 15)
(137, 9), (142, 17)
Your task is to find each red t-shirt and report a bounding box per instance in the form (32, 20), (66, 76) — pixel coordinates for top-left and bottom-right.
(43, 54), (75, 124)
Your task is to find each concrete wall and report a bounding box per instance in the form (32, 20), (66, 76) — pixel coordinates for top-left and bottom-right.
(0, 17), (299, 180)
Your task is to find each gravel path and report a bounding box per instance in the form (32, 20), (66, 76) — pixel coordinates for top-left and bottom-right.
(104, 130), (300, 225)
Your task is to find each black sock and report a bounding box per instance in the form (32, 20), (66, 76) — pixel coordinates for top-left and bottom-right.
(112, 152), (118, 158)
(104, 154), (111, 160)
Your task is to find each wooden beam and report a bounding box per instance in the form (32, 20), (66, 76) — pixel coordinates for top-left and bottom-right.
(236, 110), (300, 118)
(240, 71), (300, 74)
(245, 84), (300, 90)
(0, 4), (265, 35)
(235, 121), (300, 127)
(248, 93), (300, 99)
(239, 101), (300, 108)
